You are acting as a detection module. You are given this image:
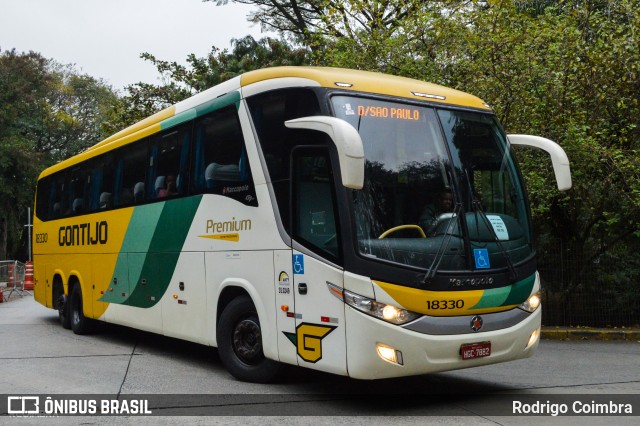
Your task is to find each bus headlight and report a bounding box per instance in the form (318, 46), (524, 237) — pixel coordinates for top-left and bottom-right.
(518, 292), (541, 313)
(344, 289), (421, 325)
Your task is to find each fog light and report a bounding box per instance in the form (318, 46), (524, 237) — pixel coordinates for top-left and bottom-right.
(376, 343), (404, 365)
(526, 328), (540, 349)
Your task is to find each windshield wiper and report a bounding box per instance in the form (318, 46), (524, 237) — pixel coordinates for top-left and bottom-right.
(464, 169), (517, 280)
(421, 202), (462, 284)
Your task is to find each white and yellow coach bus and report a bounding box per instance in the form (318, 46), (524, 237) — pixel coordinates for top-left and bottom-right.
(33, 67), (571, 382)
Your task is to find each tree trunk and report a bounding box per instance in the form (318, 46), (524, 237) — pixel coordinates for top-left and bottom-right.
(0, 217), (7, 259)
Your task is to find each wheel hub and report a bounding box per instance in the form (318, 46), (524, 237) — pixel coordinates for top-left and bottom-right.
(232, 318), (262, 364)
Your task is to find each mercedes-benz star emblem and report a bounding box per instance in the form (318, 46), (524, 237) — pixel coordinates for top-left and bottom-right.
(470, 315), (483, 332)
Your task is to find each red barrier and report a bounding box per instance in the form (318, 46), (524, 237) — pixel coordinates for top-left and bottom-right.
(7, 263), (15, 288)
(24, 261), (34, 291)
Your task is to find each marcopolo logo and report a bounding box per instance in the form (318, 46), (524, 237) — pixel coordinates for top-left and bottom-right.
(58, 221), (108, 246)
(222, 184), (249, 195)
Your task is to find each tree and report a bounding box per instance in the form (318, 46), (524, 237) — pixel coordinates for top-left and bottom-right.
(0, 49), (117, 259)
(0, 50), (51, 259)
(106, 35), (310, 131)
(437, 1), (640, 294)
(211, 0), (426, 54)
(40, 65), (118, 162)
(214, 1), (640, 315)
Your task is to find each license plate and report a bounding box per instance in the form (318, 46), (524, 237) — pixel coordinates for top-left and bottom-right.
(460, 341), (491, 360)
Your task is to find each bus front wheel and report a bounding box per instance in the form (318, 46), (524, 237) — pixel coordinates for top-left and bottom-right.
(217, 295), (281, 383)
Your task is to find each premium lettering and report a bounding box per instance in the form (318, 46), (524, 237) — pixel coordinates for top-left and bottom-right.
(205, 217), (251, 233)
(58, 221), (108, 246)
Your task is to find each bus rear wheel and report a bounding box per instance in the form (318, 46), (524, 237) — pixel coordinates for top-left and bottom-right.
(217, 295), (281, 383)
(69, 284), (95, 335)
(57, 293), (71, 330)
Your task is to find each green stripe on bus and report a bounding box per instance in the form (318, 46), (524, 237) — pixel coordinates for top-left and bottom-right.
(161, 109), (197, 131)
(123, 195), (203, 308)
(502, 273), (536, 306)
(469, 286), (510, 310)
(470, 273), (535, 310)
(99, 203), (164, 304)
(160, 91), (241, 130)
(121, 203), (165, 252)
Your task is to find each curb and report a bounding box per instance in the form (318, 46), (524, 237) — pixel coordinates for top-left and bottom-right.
(541, 327), (640, 342)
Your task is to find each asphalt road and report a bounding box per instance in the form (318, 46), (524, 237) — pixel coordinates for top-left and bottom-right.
(1, 295), (639, 424)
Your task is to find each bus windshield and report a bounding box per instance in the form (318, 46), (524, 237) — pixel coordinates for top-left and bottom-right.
(331, 96), (533, 273)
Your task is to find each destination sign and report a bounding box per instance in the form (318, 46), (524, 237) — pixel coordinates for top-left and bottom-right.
(357, 105), (420, 121)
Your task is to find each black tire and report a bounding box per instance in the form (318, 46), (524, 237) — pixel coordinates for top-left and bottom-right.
(69, 284), (95, 335)
(57, 293), (71, 330)
(217, 296), (281, 383)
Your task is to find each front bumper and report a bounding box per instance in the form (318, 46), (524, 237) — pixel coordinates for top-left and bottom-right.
(345, 305), (541, 379)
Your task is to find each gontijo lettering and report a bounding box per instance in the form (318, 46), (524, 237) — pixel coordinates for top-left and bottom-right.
(58, 221), (108, 246)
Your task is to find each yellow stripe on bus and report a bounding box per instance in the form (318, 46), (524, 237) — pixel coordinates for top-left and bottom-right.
(198, 233), (240, 242)
(374, 280), (515, 317)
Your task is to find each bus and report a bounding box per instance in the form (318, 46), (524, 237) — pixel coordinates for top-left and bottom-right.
(33, 67), (571, 383)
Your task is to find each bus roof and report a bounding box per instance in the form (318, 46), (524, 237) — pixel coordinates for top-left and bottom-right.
(241, 67), (490, 110)
(40, 67), (490, 178)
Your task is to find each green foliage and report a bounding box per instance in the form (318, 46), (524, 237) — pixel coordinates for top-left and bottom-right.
(0, 49), (117, 259)
(211, 1), (425, 50)
(212, 1), (640, 299)
(106, 36), (310, 131)
(2, 0), (638, 310)
(290, 0), (640, 292)
(446, 1), (640, 293)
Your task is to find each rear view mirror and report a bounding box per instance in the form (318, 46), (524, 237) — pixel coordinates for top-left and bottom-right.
(285, 116), (365, 189)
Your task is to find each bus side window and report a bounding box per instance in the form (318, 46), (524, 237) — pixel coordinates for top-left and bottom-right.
(150, 125), (190, 199)
(292, 147), (341, 261)
(51, 174), (67, 218)
(68, 165), (91, 216)
(246, 89), (322, 230)
(35, 175), (55, 221)
(118, 141), (148, 206)
(92, 154), (116, 211)
(192, 105), (257, 206)
(35, 179), (48, 221)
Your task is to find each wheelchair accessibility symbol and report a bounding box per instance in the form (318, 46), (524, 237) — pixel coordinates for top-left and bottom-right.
(474, 249), (490, 269)
(293, 254), (305, 274)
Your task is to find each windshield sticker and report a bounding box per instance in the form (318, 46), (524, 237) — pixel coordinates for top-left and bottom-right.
(474, 249), (491, 269)
(344, 103), (355, 116)
(293, 254), (305, 274)
(487, 215), (509, 241)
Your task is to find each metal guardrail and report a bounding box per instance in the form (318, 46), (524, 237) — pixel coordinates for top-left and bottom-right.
(0, 260), (31, 301)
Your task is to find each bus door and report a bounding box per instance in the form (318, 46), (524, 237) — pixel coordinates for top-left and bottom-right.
(289, 147), (347, 375)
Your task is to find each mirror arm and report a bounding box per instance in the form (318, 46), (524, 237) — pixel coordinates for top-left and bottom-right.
(508, 134), (572, 191)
